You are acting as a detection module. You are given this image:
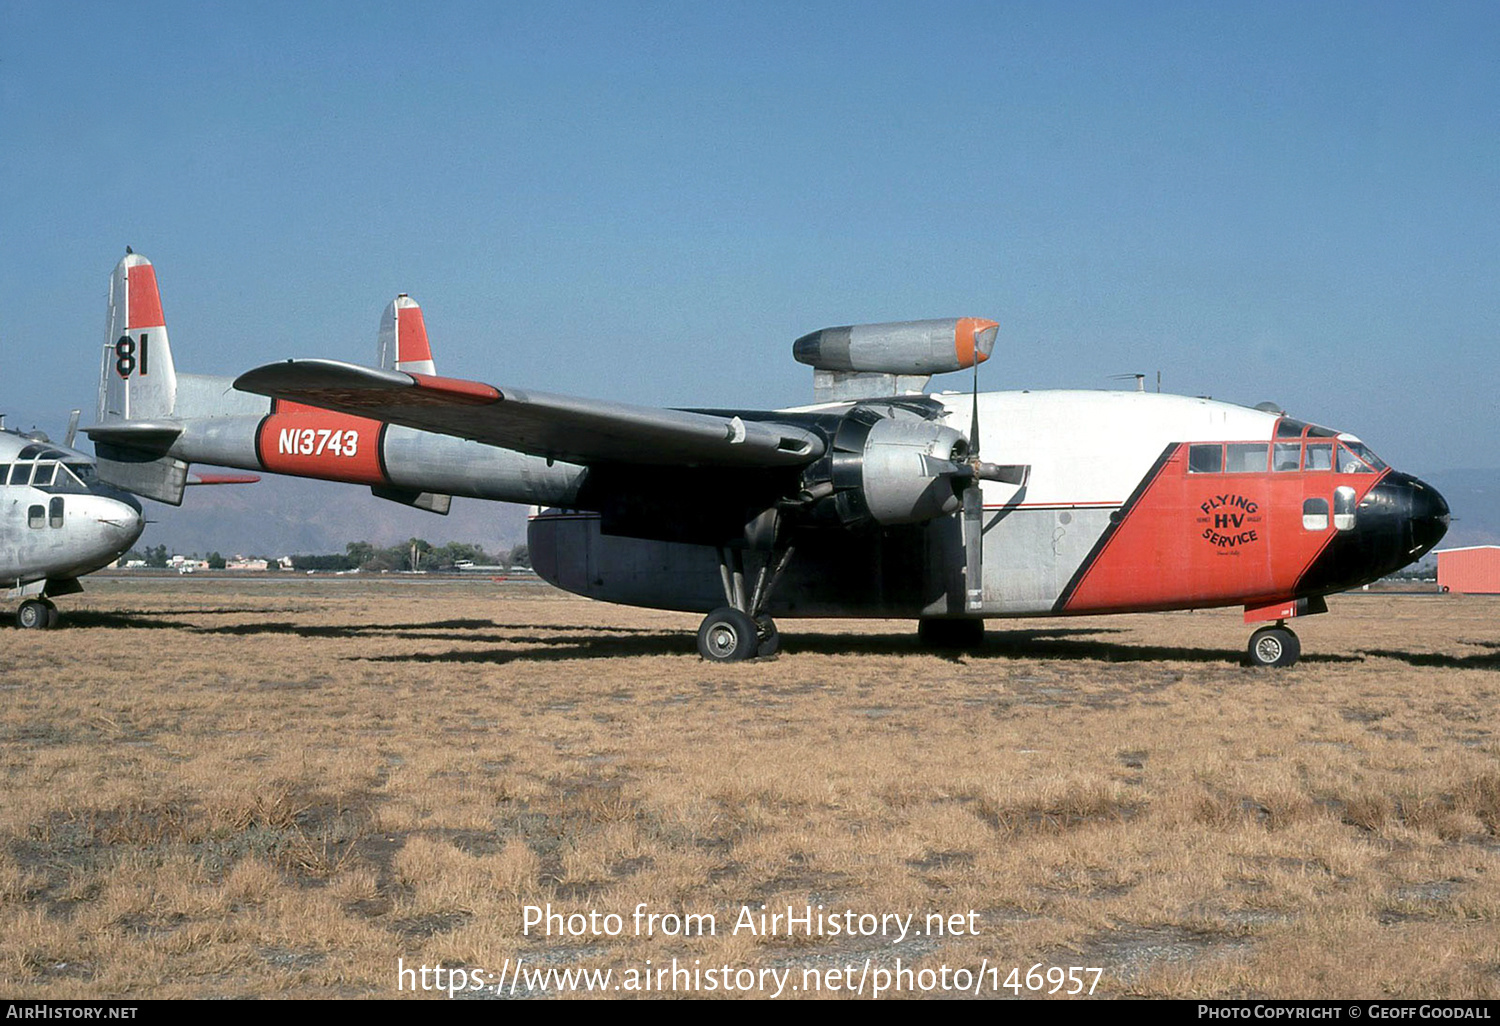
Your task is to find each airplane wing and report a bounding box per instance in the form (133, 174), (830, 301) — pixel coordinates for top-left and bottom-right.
(233, 360), (825, 469)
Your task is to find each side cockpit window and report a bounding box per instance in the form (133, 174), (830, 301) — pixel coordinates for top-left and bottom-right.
(1188, 444), (1223, 473)
(7, 464), (29, 486)
(1226, 443), (1268, 473)
(1304, 443), (1333, 472)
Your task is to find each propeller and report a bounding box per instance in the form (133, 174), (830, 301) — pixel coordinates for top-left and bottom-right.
(956, 356), (1027, 613)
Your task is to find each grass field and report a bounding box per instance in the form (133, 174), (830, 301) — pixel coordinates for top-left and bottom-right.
(1, 577), (1497, 1000)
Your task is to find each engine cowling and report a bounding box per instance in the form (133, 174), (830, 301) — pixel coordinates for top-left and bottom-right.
(801, 404), (969, 527)
(793, 318), (997, 376)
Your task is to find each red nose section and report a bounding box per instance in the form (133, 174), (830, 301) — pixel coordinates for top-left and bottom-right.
(127, 262), (165, 329)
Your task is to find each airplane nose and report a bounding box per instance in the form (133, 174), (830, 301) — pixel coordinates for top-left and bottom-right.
(1406, 476), (1449, 557)
(98, 497), (146, 549)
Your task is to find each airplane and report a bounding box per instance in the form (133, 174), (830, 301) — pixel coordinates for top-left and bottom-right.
(1, 419), (145, 628)
(1, 409), (260, 629)
(84, 251), (1449, 666)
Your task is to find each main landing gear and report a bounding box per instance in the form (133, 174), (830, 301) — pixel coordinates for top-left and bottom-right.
(1247, 622), (1300, 668)
(697, 545), (794, 662)
(16, 598), (59, 630)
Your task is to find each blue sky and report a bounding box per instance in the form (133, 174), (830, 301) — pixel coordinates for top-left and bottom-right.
(2, 1), (1496, 473)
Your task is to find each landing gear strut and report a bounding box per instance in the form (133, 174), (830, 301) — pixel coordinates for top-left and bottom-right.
(16, 598), (57, 630)
(1247, 622), (1300, 668)
(697, 545), (794, 662)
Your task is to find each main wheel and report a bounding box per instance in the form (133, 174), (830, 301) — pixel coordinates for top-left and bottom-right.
(918, 617), (985, 651)
(17, 600), (52, 630)
(754, 614), (780, 658)
(697, 607), (760, 662)
(1247, 625), (1300, 667)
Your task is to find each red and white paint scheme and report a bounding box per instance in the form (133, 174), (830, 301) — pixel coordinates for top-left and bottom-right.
(86, 252), (1449, 665)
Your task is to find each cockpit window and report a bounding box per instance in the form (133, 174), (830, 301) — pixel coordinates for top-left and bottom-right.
(1336, 444), (1376, 474)
(1305, 424), (1338, 438)
(1188, 444), (1223, 474)
(1341, 441), (1387, 472)
(55, 464), (87, 488)
(32, 463), (56, 487)
(1304, 442), (1333, 471)
(1275, 418), (1307, 439)
(1273, 443), (1301, 472)
(1226, 443), (1268, 473)
(66, 462), (97, 484)
(17, 444), (41, 460)
(7, 464), (29, 486)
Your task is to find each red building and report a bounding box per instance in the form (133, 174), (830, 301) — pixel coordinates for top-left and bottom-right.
(1436, 546), (1500, 594)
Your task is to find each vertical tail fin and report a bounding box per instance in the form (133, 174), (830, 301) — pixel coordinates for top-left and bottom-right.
(377, 294), (436, 375)
(98, 251), (179, 424)
(369, 293), (451, 515)
(90, 250), (189, 504)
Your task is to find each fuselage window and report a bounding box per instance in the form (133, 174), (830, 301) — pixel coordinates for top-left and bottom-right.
(1304, 443), (1333, 472)
(1188, 444), (1223, 474)
(28, 504), (44, 529)
(1226, 443), (1268, 473)
(48, 497), (64, 528)
(1273, 443), (1301, 472)
(1302, 497), (1329, 531)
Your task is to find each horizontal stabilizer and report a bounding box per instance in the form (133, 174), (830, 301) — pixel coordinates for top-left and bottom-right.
(234, 360), (826, 469)
(83, 420), (184, 452)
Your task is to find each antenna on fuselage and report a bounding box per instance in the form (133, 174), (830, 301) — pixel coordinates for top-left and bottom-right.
(1110, 373), (1147, 392)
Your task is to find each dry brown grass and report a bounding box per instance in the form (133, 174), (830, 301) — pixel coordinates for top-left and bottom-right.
(2, 578), (1498, 999)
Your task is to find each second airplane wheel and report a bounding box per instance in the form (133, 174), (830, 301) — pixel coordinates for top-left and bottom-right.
(698, 607), (760, 662)
(754, 614), (780, 658)
(1247, 625), (1300, 668)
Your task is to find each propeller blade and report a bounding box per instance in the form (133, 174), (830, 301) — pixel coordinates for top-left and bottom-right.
(963, 481), (984, 613)
(969, 360), (981, 460)
(974, 462), (1030, 486)
(64, 410), (81, 448)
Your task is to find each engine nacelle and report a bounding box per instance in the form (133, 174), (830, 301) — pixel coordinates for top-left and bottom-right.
(793, 318), (998, 376)
(802, 405), (968, 527)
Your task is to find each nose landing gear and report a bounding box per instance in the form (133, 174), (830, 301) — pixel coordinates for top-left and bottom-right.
(1247, 622), (1300, 668)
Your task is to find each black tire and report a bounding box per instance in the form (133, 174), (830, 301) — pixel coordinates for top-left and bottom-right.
(918, 617), (985, 650)
(45, 602), (60, 629)
(697, 607), (760, 662)
(1247, 625), (1300, 668)
(17, 600), (51, 630)
(754, 614), (780, 658)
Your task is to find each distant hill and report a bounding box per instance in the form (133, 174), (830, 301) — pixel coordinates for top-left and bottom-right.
(136, 473), (528, 558)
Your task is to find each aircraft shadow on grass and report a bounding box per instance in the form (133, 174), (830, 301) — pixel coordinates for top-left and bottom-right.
(347, 626), (1364, 667)
(1361, 648), (1500, 671)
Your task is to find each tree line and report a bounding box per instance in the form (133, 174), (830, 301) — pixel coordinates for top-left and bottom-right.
(120, 541), (531, 572)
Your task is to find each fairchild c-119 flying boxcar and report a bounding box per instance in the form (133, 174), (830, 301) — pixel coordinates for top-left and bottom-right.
(85, 252), (1449, 665)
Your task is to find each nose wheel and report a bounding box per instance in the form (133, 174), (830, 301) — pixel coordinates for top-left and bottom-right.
(1247, 623), (1300, 667)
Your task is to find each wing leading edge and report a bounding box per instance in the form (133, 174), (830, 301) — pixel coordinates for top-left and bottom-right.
(233, 360), (825, 469)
